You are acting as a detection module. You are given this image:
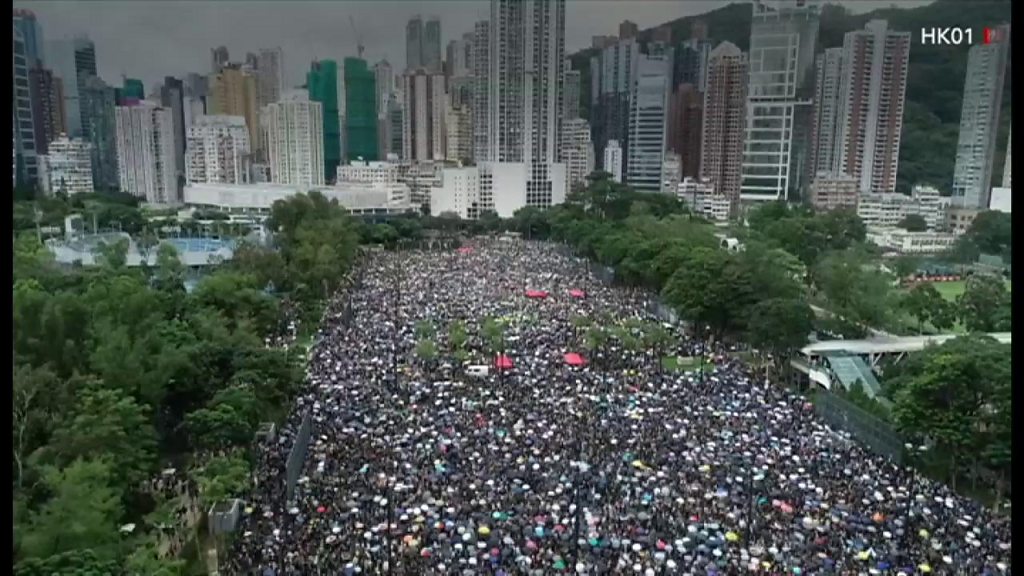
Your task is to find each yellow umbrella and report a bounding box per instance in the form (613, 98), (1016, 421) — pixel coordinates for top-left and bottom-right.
(857, 551), (871, 561)
(918, 529), (930, 539)
(631, 460), (650, 470)
(919, 564), (932, 573)
(698, 465), (711, 473)
(478, 526), (491, 536)
(725, 531), (740, 542)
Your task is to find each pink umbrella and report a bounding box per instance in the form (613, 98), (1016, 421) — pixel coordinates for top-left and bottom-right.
(564, 353), (586, 367)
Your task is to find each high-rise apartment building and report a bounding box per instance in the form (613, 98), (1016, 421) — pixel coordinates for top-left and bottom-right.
(667, 83), (702, 178)
(307, 60), (341, 181)
(387, 98), (404, 160)
(80, 76), (118, 191)
(563, 69), (581, 121)
(952, 24), (1010, 208)
(115, 101), (179, 204)
(264, 91), (325, 187)
(374, 60), (394, 119)
(561, 118), (595, 192)
(701, 41), (747, 209)
(117, 78), (144, 104)
(741, 0), (819, 202)
(208, 66), (260, 161)
(673, 28), (712, 94)
(39, 135), (93, 195)
(446, 36), (471, 79)
(14, 27), (38, 187)
(446, 104), (473, 163)
(424, 18), (442, 73)
(833, 20), (910, 195)
(603, 139), (623, 183)
(255, 47), (284, 109)
(486, 0), (567, 209)
(626, 45), (674, 193)
(406, 17), (424, 71)
(471, 20), (491, 162)
(186, 115), (251, 185)
(402, 70), (447, 162)
(344, 57), (379, 162)
(406, 16), (442, 73)
(808, 47), (843, 179)
(591, 37), (638, 169)
(46, 36), (97, 139)
(13, 10), (44, 67)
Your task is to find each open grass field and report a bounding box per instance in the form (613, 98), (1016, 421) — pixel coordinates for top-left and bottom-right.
(923, 279), (1012, 302)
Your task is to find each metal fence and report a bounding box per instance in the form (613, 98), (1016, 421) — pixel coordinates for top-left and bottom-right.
(286, 411), (313, 500)
(208, 499), (243, 536)
(813, 390), (906, 464)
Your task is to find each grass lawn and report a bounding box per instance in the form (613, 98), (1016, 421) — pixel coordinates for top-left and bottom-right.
(925, 279), (1012, 302)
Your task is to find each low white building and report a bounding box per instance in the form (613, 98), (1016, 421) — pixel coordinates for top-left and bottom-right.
(337, 160), (401, 185)
(677, 176), (730, 221)
(866, 227), (957, 255)
(603, 140), (623, 183)
(857, 186), (947, 229)
(183, 182), (414, 217)
(39, 135), (94, 195)
(430, 162), (567, 219)
(989, 186), (1011, 213)
(661, 153), (682, 195)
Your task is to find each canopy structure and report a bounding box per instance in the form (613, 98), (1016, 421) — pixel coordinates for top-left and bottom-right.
(525, 290), (550, 299)
(494, 354), (514, 370)
(568, 289), (586, 299)
(564, 353), (586, 367)
(457, 247), (473, 254)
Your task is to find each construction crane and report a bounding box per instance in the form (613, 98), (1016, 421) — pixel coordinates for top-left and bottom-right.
(349, 15), (364, 59)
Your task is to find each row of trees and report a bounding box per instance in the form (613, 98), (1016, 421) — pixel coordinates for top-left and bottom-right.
(13, 191), (364, 573)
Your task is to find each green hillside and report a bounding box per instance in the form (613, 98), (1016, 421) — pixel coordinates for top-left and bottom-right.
(571, 0), (1011, 195)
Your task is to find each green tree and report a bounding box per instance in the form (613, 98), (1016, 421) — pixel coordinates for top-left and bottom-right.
(902, 282), (951, 334)
(745, 298), (815, 375)
(813, 250), (897, 337)
(957, 273), (1009, 332)
(896, 214), (929, 232)
(448, 320), (469, 353)
(191, 450), (251, 508)
(95, 238), (130, 269)
(13, 364), (64, 489)
(415, 339), (439, 366)
(481, 317), (506, 356)
(15, 549), (123, 576)
(19, 459), (124, 561)
(46, 387), (157, 494)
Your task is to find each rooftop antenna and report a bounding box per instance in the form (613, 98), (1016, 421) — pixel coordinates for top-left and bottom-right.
(349, 15), (365, 59)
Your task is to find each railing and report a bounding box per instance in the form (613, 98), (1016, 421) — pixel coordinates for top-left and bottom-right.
(812, 390), (905, 464)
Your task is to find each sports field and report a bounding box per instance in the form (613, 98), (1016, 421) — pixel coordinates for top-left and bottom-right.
(927, 279), (1012, 302)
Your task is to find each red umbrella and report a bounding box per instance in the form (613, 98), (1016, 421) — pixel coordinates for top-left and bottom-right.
(317, 506), (327, 513)
(564, 353), (586, 367)
(495, 354), (514, 370)
(569, 289), (586, 298)
(525, 290), (549, 299)
(457, 247), (473, 254)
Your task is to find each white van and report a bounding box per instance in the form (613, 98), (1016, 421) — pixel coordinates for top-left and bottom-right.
(466, 365), (490, 378)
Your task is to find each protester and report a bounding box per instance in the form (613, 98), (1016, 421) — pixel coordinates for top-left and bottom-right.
(223, 240), (1011, 575)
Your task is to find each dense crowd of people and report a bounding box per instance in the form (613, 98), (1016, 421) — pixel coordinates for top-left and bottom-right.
(224, 240), (1011, 575)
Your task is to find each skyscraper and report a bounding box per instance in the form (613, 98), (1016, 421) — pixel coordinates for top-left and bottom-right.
(185, 115), (251, 185)
(563, 69), (581, 120)
(374, 60), (394, 119)
(486, 0), (566, 209)
(808, 47), (843, 179)
(115, 101), (178, 204)
(1002, 127), (1011, 188)
(264, 91), (325, 187)
(306, 60), (341, 181)
(471, 19), (491, 162)
(13, 9), (44, 67)
(835, 20), (910, 195)
(344, 57), (379, 162)
(14, 26), (39, 186)
(402, 69), (447, 161)
(741, 0), (819, 202)
(256, 47), (285, 109)
(212, 46), (230, 73)
(406, 17), (424, 71)
(118, 78), (145, 103)
(80, 76), (118, 191)
(424, 18), (443, 73)
(592, 37), (638, 170)
(673, 23), (712, 93)
(28, 66), (66, 155)
(160, 76), (187, 177)
(446, 104), (473, 163)
(701, 42), (747, 209)
(446, 37), (470, 79)
(619, 20), (639, 40)
(208, 66), (260, 156)
(626, 44), (673, 193)
(46, 36), (97, 139)
(952, 24), (1010, 208)
(667, 83), (702, 179)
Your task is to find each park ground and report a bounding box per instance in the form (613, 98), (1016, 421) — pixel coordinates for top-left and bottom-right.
(924, 279), (1012, 303)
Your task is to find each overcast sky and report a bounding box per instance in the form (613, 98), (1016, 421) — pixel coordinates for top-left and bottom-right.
(17, 0), (933, 91)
